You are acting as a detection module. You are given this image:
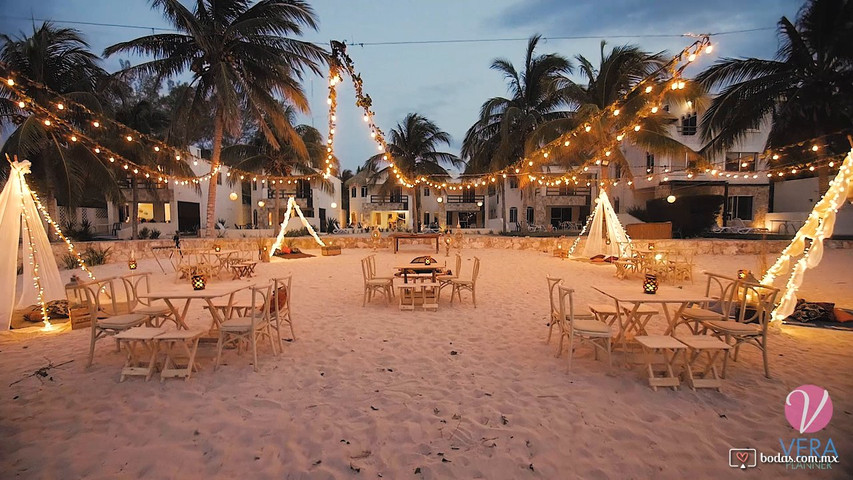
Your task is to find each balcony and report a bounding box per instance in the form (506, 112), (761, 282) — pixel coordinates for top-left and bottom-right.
(118, 178), (173, 203)
(365, 194), (408, 211)
(544, 186), (590, 206)
(267, 189), (313, 209)
(445, 194), (484, 212)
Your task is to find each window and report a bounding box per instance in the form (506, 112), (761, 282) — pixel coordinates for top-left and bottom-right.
(509, 177), (519, 189)
(509, 207), (518, 224)
(423, 212), (430, 226)
(217, 173), (222, 185)
(423, 188), (430, 197)
(645, 153), (655, 173)
(550, 207), (573, 228)
(252, 180), (257, 191)
(727, 196), (754, 221)
(360, 185), (367, 198)
(487, 184), (496, 196)
(725, 152), (757, 172)
(526, 206), (534, 223)
(351, 186), (356, 198)
(680, 112), (697, 136)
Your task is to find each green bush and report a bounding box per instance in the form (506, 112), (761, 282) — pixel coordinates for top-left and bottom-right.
(64, 219), (96, 242)
(138, 227), (151, 239)
(150, 228), (161, 239)
(283, 227), (310, 237)
(640, 195), (724, 238)
(82, 246), (112, 266)
(60, 253), (79, 270)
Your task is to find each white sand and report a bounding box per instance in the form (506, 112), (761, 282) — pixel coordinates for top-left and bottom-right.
(1, 246), (852, 479)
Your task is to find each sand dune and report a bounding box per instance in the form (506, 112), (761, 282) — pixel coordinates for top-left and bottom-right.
(1, 246), (851, 479)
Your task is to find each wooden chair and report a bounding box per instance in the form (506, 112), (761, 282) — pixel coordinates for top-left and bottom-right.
(555, 285), (612, 369)
(436, 254), (462, 300)
(118, 272), (174, 327)
(215, 284), (276, 372)
(450, 256), (480, 307)
(361, 257), (394, 306)
(78, 278), (150, 367)
(677, 272), (738, 334)
(367, 254), (396, 297)
(701, 281), (780, 378)
(270, 276), (295, 346)
(668, 250), (695, 284)
(546, 276), (598, 345)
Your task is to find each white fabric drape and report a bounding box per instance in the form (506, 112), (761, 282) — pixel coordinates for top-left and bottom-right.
(0, 161), (65, 329)
(582, 190), (628, 258)
(763, 150), (853, 321)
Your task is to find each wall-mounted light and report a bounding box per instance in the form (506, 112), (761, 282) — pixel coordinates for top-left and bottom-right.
(258, 200), (265, 208)
(229, 192), (238, 201)
(437, 197), (443, 203)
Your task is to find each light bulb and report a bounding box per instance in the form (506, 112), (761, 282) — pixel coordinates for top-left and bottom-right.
(6, 78), (13, 86)
(57, 103), (64, 110)
(17, 101), (25, 108)
(584, 125), (591, 132)
(634, 125), (641, 131)
(645, 85), (653, 93)
(651, 106), (658, 113)
(705, 44), (714, 54)
(93, 121), (100, 128)
(613, 109), (620, 116)
(43, 119), (51, 126)
(330, 202), (337, 209)
(688, 53), (696, 62)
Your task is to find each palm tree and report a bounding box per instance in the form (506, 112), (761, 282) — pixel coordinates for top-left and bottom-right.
(697, 0), (853, 191)
(0, 22), (117, 230)
(338, 168), (354, 223)
(557, 42), (705, 181)
(365, 113), (462, 232)
(220, 105), (338, 226)
(105, 0), (327, 237)
(462, 35), (573, 232)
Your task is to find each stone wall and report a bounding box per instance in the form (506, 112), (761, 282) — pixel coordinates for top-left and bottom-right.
(35, 234), (853, 270)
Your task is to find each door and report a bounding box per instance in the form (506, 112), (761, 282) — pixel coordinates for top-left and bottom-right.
(177, 201), (200, 234)
(319, 208), (327, 232)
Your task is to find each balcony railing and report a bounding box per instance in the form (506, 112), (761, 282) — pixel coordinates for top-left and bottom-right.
(446, 194), (485, 204)
(370, 194), (408, 208)
(267, 190), (312, 199)
(545, 186), (591, 196)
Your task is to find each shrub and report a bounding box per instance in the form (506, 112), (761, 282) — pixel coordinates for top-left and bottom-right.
(326, 217), (339, 233)
(82, 245), (112, 266)
(60, 253), (79, 270)
(64, 219), (96, 242)
(283, 227), (310, 237)
(138, 227), (151, 239)
(150, 228), (161, 239)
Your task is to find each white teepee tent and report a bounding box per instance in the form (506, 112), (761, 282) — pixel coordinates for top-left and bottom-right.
(581, 190), (630, 259)
(0, 160), (65, 329)
(269, 196), (326, 259)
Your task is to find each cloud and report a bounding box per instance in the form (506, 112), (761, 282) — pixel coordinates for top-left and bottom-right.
(491, 0), (803, 59)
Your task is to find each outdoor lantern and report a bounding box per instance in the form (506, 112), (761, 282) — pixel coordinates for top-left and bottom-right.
(643, 274), (658, 294)
(229, 192), (238, 201)
(128, 259), (137, 270)
(214, 245), (221, 252)
(191, 273), (206, 290)
(444, 235), (452, 256)
(737, 269), (750, 280)
(425, 257), (432, 265)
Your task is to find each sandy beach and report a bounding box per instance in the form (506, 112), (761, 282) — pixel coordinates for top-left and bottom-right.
(1, 245), (851, 479)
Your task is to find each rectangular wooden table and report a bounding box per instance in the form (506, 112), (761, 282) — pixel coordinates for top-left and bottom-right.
(391, 233), (440, 253)
(394, 263), (445, 283)
(593, 286), (713, 343)
(138, 285), (251, 332)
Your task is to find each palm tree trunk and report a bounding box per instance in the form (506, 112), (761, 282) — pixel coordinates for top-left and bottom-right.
(500, 181), (508, 233)
(273, 185), (280, 227)
(131, 176), (139, 239)
(44, 191), (59, 242)
(205, 113), (224, 237)
(413, 189), (421, 232)
(817, 165), (830, 196)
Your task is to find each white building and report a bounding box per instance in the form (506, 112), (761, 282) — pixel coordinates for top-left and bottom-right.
(58, 147), (341, 239)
